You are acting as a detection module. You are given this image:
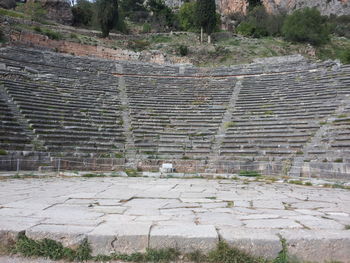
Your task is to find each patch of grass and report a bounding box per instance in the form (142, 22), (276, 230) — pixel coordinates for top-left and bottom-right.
(0, 149), (7, 155)
(345, 225), (350, 230)
(304, 182), (313, 186)
(226, 201), (234, 208)
(81, 173), (106, 178)
(224, 121), (235, 129)
(0, 8), (28, 19)
(288, 180), (304, 185)
(205, 196), (217, 200)
(239, 170), (261, 177)
(182, 156), (190, 160)
(125, 168), (139, 177)
(334, 158), (343, 163)
(264, 110), (274, 115)
(185, 250), (208, 262)
(273, 235), (288, 263)
(114, 153), (124, 158)
(13, 233), (91, 261)
(208, 241), (267, 263)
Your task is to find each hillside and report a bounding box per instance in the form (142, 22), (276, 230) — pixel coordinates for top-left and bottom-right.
(1, 7), (349, 66)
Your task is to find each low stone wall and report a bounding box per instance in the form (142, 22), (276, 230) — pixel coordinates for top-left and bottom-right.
(9, 31), (190, 65)
(301, 162), (350, 179)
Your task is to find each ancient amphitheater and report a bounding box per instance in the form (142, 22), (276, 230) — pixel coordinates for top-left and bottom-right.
(0, 46), (349, 177)
(1, 46), (350, 262)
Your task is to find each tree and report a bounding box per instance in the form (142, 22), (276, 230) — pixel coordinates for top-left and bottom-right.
(178, 1), (199, 32)
(97, 0), (119, 37)
(282, 7), (330, 46)
(71, 0), (94, 26)
(196, 0), (216, 43)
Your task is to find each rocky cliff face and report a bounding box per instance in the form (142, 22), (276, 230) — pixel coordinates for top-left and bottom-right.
(166, 0), (350, 16)
(262, 0), (350, 16)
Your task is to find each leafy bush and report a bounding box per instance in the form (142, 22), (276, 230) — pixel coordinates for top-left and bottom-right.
(0, 28), (5, 43)
(341, 49), (350, 64)
(178, 2), (199, 32)
(328, 15), (350, 38)
(142, 23), (151, 33)
(43, 29), (62, 40)
(146, 0), (178, 31)
(177, 45), (188, 56)
(236, 6), (285, 38)
(282, 7), (330, 46)
(72, 0), (94, 26)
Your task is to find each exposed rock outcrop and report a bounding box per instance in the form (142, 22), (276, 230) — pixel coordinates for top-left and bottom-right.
(166, 0), (350, 16)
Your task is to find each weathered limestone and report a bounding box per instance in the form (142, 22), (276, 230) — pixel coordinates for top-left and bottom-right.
(0, 176), (349, 261)
(149, 224), (218, 252)
(88, 223), (151, 255)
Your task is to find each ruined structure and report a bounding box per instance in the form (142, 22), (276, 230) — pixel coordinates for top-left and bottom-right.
(0, 46), (349, 178)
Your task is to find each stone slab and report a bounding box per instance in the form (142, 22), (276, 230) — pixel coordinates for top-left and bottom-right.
(149, 224), (218, 252)
(279, 229), (350, 263)
(88, 223), (151, 255)
(218, 227), (282, 259)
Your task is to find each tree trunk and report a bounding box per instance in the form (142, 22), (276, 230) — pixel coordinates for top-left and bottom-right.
(208, 34), (211, 44)
(200, 27), (203, 43)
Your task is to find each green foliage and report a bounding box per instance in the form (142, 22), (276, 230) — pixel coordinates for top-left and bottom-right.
(74, 238), (91, 261)
(273, 236), (288, 263)
(328, 15), (350, 38)
(196, 0), (217, 35)
(341, 49), (350, 64)
(178, 2), (199, 31)
(14, 233), (76, 260)
(127, 39), (150, 51)
(239, 170), (261, 177)
(0, 149), (7, 155)
(145, 248), (180, 262)
(142, 23), (152, 33)
(16, 2), (47, 22)
(236, 6), (285, 38)
(177, 45), (188, 56)
(97, 0), (119, 37)
(282, 7), (330, 46)
(146, 0), (178, 30)
(120, 0), (147, 21)
(33, 26), (62, 40)
(125, 168), (139, 177)
(208, 241), (267, 263)
(72, 0), (94, 26)
(0, 8), (27, 19)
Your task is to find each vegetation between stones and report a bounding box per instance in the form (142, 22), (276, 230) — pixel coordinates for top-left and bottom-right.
(10, 233), (304, 263)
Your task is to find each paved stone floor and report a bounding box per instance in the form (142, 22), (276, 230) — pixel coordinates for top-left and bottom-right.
(0, 176), (349, 262)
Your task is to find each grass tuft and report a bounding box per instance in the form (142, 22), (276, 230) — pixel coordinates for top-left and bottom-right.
(208, 241), (267, 263)
(239, 170), (261, 177)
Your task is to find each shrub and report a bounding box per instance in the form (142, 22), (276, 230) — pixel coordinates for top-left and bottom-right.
(72, 0), (94, 26)
(146, 0), (178, 31)
(177, 45), (188, 56)
(237, 21), (256, 36)
(341, 49), (350, 64)
(43, 29), (62, 40)
(282, 7), (330, 46)
(142, 23), (151, 33)
(0, 149), (7, 155)
(236, 6), (285, 38)
(328, 15), (350, 38)
(178, 2), (199, 32)
(0, 28), (5, 43)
